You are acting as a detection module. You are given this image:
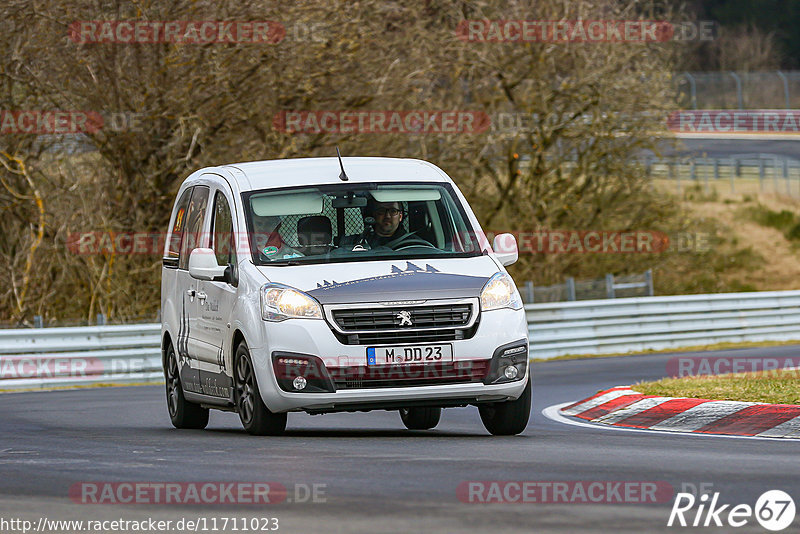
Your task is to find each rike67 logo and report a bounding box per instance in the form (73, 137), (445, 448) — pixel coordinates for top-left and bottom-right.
(668, 490), (796, 531)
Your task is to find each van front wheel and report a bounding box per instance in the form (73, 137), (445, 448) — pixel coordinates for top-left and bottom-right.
(478, 378), (531, 436)
(234, 343), (287, 436)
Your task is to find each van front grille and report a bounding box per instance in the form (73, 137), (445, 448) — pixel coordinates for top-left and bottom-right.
(331, 304), (472, 331)
(325, 301), (478, 345)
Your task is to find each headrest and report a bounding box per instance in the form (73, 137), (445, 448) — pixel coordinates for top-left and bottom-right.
(297, 215), (332, 245)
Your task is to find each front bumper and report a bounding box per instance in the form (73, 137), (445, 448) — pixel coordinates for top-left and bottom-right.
(248, 306), (529, 413)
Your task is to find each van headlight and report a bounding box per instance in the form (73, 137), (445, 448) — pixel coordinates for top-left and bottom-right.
(480, 272), (523, 311)
(260, 284), (323, 321)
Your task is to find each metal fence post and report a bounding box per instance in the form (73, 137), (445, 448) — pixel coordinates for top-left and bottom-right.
(33, 315), (43, 328)
(729, 71), (743, 109)
(730, 158), (736, 193)
(759, 159), (765, 191)
(777, 71), (790, 109)
(566, 277), (576, 301)
(605, 274), (615, 299)
(97, 313), (106, 326)
(786, 159), (791, 195)
(713, 158), (719, 180)
(678, 72), (697, 109)
(773, 157), (780, 192)
(645, 269), (654, 296)
(524, 281), (534, 303)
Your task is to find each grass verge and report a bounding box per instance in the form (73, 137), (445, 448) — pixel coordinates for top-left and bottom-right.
(634, 369), (800, 404)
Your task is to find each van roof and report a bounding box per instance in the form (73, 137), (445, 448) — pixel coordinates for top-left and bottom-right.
(220, 157), (451, 191)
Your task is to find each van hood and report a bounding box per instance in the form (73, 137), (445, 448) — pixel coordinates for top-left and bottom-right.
(254, 256), (499, 305)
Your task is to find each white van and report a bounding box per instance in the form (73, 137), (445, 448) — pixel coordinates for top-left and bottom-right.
(161, 157), (530, 435)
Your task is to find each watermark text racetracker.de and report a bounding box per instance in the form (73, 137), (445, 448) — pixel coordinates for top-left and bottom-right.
(483, 230), (710, 254)
(70, 481), (327, 505)
(0, 354), (151, 380)
(667, 356), (800, 378)
(272, 110), (490, 134)
(65, 230), (712, 256)
(1, 110), (156, 135)
(456, 20), (716, 43)
(458, 480), (673, 504)
(668, 110), (800, 134)
(69, 21), (285, 44)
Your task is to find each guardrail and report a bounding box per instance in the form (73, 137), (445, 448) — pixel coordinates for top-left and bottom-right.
(0, 324), (163, 390)
(527, 290), (800, 359)
(644, 154), (800, 197)
(3, 290), (800, 389)
(520, 270), (653, 303)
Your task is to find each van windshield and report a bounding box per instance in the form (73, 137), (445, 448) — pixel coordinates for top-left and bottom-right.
(242, 182), (484, 265)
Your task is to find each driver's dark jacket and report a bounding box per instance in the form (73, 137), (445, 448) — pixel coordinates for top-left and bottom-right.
(366, 229), (405, 248)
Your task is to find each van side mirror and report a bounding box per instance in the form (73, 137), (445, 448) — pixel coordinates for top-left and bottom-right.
(188, 248), (228, 281)
(493, 233), (518, 266)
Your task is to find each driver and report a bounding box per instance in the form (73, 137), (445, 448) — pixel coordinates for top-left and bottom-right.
(366, 201), (406, 248)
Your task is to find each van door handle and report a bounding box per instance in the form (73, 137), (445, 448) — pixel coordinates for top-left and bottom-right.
(186, 288), (196, 302)
(197, 291), (207, 304)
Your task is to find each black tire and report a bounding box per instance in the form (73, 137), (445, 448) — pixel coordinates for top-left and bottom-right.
(399, 407), (441, 430)
(164, 344), (209, 430)
(234, 342), (287, 436)
(478, 378), (531, 436)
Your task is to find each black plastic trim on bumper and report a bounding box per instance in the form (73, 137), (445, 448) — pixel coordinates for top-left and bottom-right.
(483, 339), (529, 385)
(302, 396), (510, 415)
(271, 351), (336, 393)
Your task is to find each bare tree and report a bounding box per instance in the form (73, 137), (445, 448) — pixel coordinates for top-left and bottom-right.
(0, 0), (713, 321)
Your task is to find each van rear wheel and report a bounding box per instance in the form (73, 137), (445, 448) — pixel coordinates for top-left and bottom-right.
(165, 345), (209, 430)
(399, 407), (441, 430)
(478, 378), (531, 436)
(234, 343), (287, 436)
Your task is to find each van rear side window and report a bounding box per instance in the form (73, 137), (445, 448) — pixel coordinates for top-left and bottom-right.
(178, 186), (210, 270)
(164, 187), (193, 267)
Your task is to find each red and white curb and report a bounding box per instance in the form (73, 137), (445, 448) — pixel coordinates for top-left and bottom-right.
(559, 386), (800, 439)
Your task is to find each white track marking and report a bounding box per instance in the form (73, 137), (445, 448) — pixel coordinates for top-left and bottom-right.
(542, 402), (800, 442)
(756, 415), (800, 438)
(650, 401), (757, 432)
(593, 397), (672, 424)
(560, 388), (639, 416)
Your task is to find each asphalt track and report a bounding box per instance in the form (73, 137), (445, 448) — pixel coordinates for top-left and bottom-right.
(2, 345), (800, 533)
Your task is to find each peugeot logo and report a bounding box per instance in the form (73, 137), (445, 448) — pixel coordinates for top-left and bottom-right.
(396, 310), (413, 326)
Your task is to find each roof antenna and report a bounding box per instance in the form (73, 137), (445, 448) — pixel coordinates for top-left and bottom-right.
(336, 147), (349, 181)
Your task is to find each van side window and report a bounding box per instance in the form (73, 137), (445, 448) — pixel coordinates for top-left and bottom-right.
(164, 187), (193, 267)
(178, 185), (210, 270)
(211, 191), (236, 267)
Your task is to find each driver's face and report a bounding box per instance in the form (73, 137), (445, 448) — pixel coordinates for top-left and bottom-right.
(373, 202), (403, 237)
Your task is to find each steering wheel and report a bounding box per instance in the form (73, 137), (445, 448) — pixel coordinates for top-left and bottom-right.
(385, 232), (438, 250)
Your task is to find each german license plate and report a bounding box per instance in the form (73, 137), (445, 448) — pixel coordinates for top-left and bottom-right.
(367, 344), (453, 365)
